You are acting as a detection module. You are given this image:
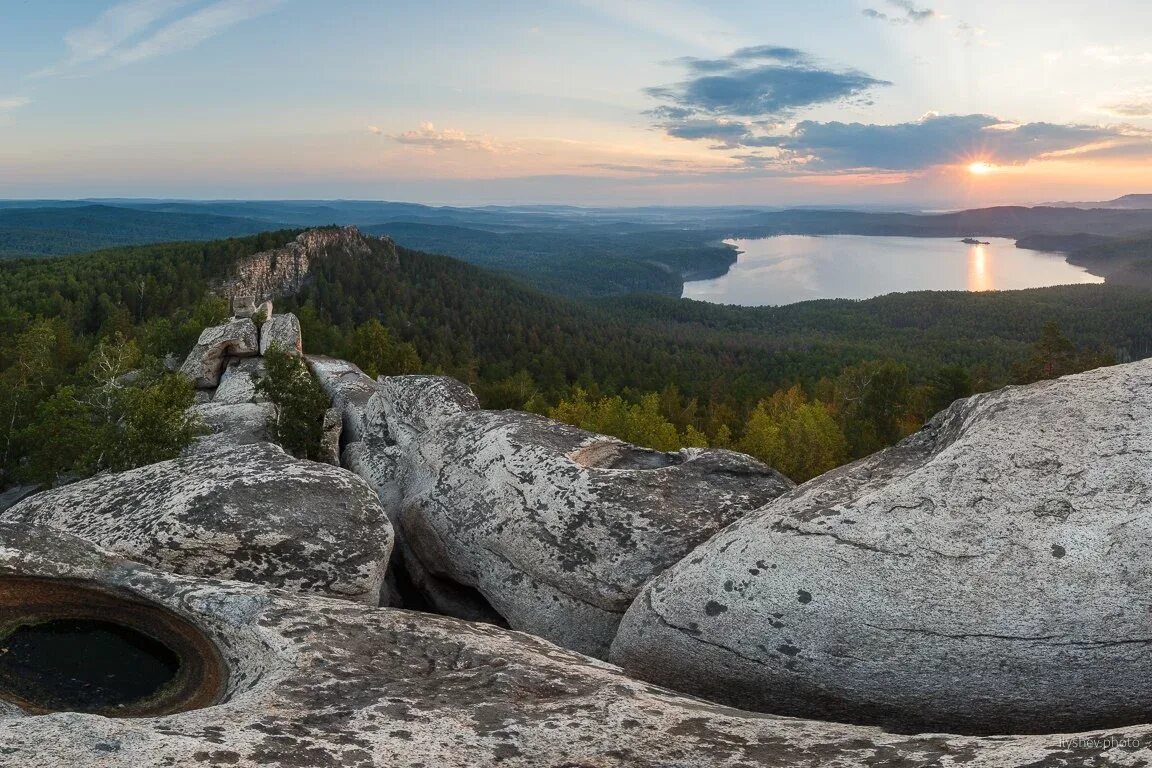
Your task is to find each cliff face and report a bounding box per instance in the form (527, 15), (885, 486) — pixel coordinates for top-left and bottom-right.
(221, 226), (398, 306)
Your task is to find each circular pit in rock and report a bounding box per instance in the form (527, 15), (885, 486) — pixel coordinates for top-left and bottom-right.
(0, 577), (226, 717)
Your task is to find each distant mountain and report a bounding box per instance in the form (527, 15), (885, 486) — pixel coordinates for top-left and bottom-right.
(0, 205), (279, 259)
(1039, 194), (1152, 210)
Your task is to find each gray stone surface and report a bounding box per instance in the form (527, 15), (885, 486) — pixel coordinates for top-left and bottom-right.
(187, 400), (274, 454)
(612, 360), (1152, 735)
(5, 522), (1152, 768)
(258, 312), (303, 356)
(1, 443), (392, 604)
(400, 407), (794, 658)
(372, 374), (480, 448)
(178, 318), (259, 388)
(213, 357), (266, 406)
(307, 355), (380, 443)
(319, 406), (343, 466)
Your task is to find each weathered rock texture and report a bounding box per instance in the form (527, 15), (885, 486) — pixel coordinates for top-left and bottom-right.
(308, 355), (381, 444)
(186, 401), (274, 454)
(613, 360), (1152, 735)
(1, 443), (391, 604)
(373, 374), (481, 448)
(178, 318), (259, 388)
(7, 523), (1152, 767)
(212, 357), (266, 406)
(221, 226), (398, 305)
(397, 401), (794, 658)
(259, 312), (302, 356)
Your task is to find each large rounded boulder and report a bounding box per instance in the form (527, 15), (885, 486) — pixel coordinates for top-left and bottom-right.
(394, 389), (793, 658)
(612, 360), (1152, 735)
(1, 443), (392, 604)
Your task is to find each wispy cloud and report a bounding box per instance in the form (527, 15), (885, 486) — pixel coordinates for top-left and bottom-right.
(1099, 89), (1152, 118)
(37, 0), (284, 76)
(1083, 46), (1152, 66)
(862, 0), (936, 25)
(0, 97), (31, 111)
(385, 123), (521, 154)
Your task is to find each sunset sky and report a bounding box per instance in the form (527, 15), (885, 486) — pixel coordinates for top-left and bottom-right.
(2, 0), (1151, 206)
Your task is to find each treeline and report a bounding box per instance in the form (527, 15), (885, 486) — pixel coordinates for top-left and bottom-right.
(0, 230), (1138, 486)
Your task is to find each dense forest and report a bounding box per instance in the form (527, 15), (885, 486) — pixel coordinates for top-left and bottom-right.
(0, 228), (1139, 487)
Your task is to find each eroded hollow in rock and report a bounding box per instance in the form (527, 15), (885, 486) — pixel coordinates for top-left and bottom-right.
(569, 441), (686, 470)
(0, 577), (226, 717)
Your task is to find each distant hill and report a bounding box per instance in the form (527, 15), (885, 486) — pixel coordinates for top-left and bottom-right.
(0, 205), (278, 259)
(1040, 194), (1152, 210)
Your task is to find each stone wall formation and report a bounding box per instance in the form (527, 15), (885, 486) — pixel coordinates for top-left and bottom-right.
(2, 228), (1151, 766)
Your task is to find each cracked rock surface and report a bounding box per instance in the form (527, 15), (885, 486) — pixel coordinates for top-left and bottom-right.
(398, 403), (793, 658)
(612, 360), (1152, 735)
(1, 443), (392, 604)
(6, 523), (1152, 767)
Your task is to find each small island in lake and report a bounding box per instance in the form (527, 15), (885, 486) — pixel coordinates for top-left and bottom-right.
(961, 238), (992, 245)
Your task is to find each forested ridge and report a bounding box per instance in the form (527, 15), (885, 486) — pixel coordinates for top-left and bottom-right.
(0, 229), (1138, 487)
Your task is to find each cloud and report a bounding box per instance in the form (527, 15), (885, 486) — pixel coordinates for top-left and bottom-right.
(743, 114), (1149, 171)
(1101, 98), (1152, 118)
(38, 0), (283, 75)
(1083, 46), (1152, 66)
(387, 123), (519, 154)
(647, 45), (889, 123)
(0, 97), (31, 111)
(863, 0), (936, 24)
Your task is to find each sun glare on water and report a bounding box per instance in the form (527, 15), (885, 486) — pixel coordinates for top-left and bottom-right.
(968, 161), (997, 176)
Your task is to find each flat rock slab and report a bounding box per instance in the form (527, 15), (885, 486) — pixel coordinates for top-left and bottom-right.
(8, 524), (1152, 767)
(613, 360), (1152, 735)
(400, 407), (793, 658)
(186, 400), (275, 454)
(1, 443), (392, 604)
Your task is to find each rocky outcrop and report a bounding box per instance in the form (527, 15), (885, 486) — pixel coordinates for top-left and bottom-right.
(178, 318), (259, 388)
(221, 226), (398, 306)
(9, 523), (1152, 767)
(308, 355), (380, 443)
(394, 398), (794, 658)
(612, 359), (1152, 735)
(1, 443), (392, 604)
(373, 374), (481, 448)
(258, 312), (302, 356)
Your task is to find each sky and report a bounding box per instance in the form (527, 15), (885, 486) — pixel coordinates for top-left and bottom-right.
(1, 0), (1151, 207)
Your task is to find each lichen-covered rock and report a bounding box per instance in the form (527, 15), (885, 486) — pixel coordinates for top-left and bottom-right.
(178, 318), (259, 388)
(1, 443), (391, 604)
(319, 406), (343, 466)
(258, 312), (302, 356)
(212, 358), (266, 406)
(399, 407), (794, 658)
(372, 374), (481, 448)
(6, 522), (1152, 768)
(307, 355), (380, 442)
(612, 360), (1152, 735)
(186, 400), (274, 454)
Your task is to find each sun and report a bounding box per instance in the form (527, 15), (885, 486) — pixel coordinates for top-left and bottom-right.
(968, 161), (997, 176)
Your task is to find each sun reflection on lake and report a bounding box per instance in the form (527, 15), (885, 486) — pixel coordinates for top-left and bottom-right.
(968, 244), (992, 292)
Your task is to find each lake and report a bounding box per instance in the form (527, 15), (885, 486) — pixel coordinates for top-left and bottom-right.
(681, 235), (1104, 306)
